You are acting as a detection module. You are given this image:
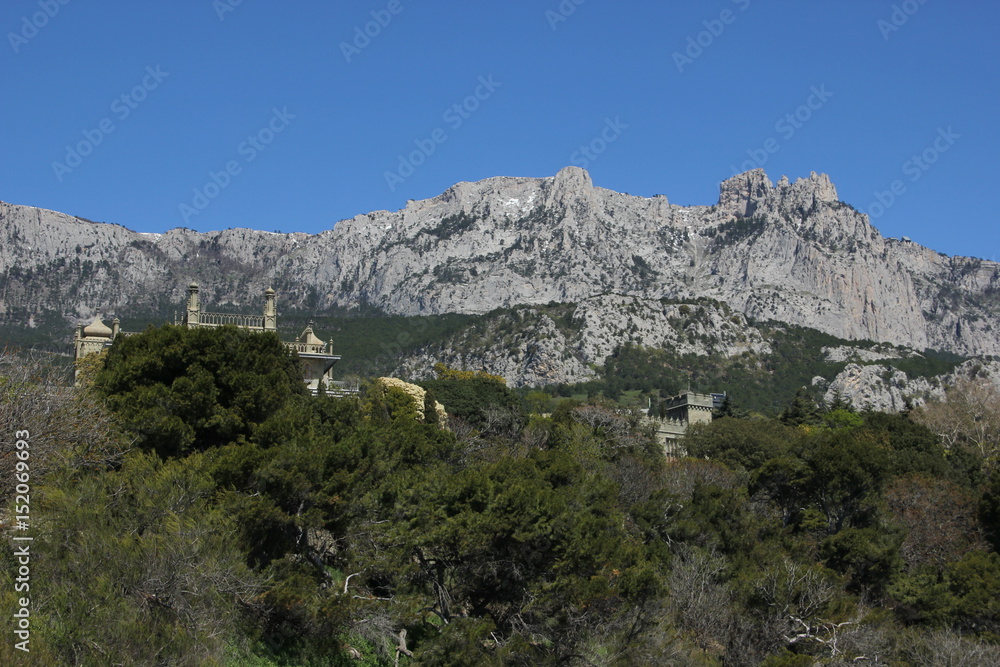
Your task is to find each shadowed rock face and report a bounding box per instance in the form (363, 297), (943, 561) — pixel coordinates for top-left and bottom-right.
(2, 166), (998, 355)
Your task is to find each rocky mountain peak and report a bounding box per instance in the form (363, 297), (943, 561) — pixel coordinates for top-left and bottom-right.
(718, 169), (774, 217)
(794, 171), (838, 203)
(552, 165), (593, 191)
(541, 166), (594, 211)
(718, 169), (839, 218)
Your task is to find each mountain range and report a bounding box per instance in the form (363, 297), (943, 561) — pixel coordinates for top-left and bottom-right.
(2, 166), (997, 362)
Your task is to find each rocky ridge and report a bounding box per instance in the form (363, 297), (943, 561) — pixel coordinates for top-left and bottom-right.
(1, 167), (998, 358)
(393, 295), (771, 387)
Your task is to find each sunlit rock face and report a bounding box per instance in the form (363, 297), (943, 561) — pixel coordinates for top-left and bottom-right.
(2, 166), (998, 356)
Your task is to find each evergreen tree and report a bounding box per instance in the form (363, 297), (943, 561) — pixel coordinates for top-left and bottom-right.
(93, 324), (305, 457)
(780, 387), (823, 426)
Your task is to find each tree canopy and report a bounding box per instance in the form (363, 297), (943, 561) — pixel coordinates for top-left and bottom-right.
(92, 324), (306, 457)
(1, 333), (998, 664)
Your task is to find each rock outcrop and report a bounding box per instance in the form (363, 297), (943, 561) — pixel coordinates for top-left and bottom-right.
(373, 377), (447, 426)
(393, 296), (769, 387)
(821, 359), (1000, 413)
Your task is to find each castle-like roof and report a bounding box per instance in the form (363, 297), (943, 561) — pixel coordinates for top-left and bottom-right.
(83, 316), (113, 338)
(300, 321), (325, 346)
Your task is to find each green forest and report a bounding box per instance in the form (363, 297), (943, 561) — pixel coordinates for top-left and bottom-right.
(2, 324), (999, 665)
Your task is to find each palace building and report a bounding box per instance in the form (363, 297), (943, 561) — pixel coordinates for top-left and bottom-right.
(74, 282), (355, 395)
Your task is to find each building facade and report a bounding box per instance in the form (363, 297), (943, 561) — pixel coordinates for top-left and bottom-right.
(650, 391), (725, 456)
(73, 315), (121, 363)
(74, 283), (354, 395)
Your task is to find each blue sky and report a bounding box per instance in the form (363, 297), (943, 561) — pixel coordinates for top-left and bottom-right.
(2, 0), (997, 260)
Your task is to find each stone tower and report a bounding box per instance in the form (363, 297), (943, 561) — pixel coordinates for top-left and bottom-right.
(264, 287), (276, 331)
(186, 282), (201, 326)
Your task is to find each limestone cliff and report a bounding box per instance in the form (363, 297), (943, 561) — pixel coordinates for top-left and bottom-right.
(1, 167), (997, 356)
(392, 296), (770, 387)
(819, 359), (1000, 413)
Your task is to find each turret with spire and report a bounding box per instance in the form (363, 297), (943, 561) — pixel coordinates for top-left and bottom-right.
(186, 282), (200, 325)
(264, 287), (276, 331)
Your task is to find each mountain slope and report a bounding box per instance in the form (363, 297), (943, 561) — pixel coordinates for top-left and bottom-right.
(1, 167), (998, 356)
(385, 296), (979, 415)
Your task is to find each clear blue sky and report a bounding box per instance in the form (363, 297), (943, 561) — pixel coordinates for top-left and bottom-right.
(2, 0), (997, 260)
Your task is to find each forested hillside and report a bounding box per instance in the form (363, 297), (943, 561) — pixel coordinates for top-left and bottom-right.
(2, 295), (979, 417)
(1, 326), (999, 665)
